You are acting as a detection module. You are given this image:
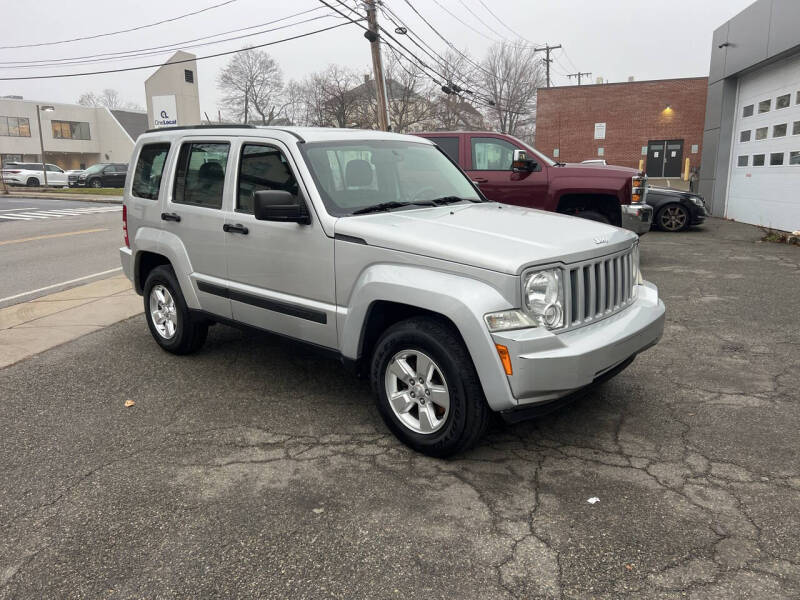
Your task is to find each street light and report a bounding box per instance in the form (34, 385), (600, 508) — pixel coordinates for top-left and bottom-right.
(36, 105), (55, 187)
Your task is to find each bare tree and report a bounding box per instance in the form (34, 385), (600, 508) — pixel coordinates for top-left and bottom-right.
(77, 88), (141, 111)
(317, 65), (362, 128)
(218, 48), (285, 125)
(380, 52), (436, 133)
(480, 42), (544, 139)
(429, 49), (485, 130)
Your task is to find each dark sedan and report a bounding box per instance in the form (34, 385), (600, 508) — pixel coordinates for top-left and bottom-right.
(648, 187), (707, 232)
(69, 163), (128, 188)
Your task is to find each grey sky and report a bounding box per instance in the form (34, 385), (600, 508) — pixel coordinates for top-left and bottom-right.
(0, 0), (754, 117)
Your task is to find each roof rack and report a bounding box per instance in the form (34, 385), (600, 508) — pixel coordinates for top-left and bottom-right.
(144, 124), (256, 133)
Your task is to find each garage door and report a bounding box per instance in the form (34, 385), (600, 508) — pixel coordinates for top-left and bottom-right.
(727, 54), (800, 232)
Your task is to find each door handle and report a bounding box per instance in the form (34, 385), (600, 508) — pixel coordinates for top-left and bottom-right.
(161, 212), (181, 222)
(472, 177), (488, 184)
(223, 223), (249, 235)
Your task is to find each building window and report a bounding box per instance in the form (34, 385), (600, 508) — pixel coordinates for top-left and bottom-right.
(51, 120), (90, 140)
(737, 155), (748, 167)
(770, 152), (784, 166)
(740, 130), (751, 142)
(793, 121), (800, 135)
(1, 153), (23, 166)
(758, 99), (771, 113)
(790, 151), (800, 165)
(742, 104), (754, 117)
(776, 94), (791, 109)
(773, 123), (787, 137)
(184, 69), (194, 83)
(597, 147), (604, 156)
(0, 116), (31, 137)
(755, 127), (768, 140)
(753, 154), (765, 166)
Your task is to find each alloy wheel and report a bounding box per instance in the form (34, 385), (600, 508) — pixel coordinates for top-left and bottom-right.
(384, 350), (450, 434)
(660, 205), (688, 231)
(149, 284), (178, 339)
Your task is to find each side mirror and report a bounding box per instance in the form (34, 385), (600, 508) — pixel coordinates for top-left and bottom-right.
(253, 190), (311, 225)
(511, 149), (537, 172)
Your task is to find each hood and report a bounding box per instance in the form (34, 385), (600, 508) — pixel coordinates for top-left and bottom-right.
(649, 186), (692, 197)
(334, 203), (636, 275)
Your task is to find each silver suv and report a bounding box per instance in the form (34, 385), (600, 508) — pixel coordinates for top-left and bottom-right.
(120, 125), (665, 457)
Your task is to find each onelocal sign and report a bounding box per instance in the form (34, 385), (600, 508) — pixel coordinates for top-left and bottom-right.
(152, 95), (178, 128)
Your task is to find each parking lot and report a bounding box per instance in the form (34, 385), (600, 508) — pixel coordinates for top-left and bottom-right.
(1, 218), (798, 599)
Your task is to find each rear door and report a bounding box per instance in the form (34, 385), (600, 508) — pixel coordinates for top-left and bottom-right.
(163, 137), (232, 318)
(466, 134), (548, 208)
(45, 165), (67, 186)
(222, 137), (337, 349)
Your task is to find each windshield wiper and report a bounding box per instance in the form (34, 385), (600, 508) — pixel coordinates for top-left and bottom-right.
(351, 200), (436, 215)
(554, 161), (566, 166)
(427, 196), (481, 204)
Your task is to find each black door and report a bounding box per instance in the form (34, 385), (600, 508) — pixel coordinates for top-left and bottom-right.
(663, 140), (684, 177)
(646, 140), (666, 177)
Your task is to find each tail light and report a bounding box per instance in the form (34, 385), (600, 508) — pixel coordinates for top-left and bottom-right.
(122, 204), (129, 248)
(3, 170), (21, 174)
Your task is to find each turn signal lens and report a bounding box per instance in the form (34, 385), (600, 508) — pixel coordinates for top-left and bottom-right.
(495, 344), (513, 376)
(122, 204), (129, 248)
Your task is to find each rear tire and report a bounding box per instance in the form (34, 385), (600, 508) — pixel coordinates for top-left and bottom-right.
(26, 177), (39, 187)
(576, 210), (610, 224)
(143, 265), (208, 355)
(370, 316), (490, 457)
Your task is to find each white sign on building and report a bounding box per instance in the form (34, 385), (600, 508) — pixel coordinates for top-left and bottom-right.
(152, 95), (178, 128)
(594, 122), (606, 140)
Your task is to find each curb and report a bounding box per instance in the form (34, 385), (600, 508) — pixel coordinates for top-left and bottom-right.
(2, 191), (122, 204)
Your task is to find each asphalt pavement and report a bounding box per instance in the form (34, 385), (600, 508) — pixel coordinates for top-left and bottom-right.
(0, 218), (798, 599)
(0, 196), (123, 308)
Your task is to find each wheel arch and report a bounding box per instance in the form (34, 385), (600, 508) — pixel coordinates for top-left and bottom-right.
(556, 193), (622, 226)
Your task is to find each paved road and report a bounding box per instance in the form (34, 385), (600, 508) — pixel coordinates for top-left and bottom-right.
(0, 196), (122, 308)
(1, 219), (798, 598)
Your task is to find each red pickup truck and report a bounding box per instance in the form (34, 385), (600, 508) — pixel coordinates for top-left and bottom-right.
(416, 131), (652, 234)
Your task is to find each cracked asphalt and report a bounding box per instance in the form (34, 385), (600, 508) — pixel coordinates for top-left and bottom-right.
(1, 218), (799, 599)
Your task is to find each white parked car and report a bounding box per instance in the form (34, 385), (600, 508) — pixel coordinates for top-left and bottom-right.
(1, 162), (68, 187)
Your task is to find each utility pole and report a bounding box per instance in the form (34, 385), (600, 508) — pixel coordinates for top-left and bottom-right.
(566, 72), (592, 86)
(533, 44), (562, 88)
(365, 0), (390, 131)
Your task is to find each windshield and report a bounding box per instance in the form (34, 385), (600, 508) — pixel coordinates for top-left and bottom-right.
(300, 140), (481, 216)
(84, 164), (106, 174)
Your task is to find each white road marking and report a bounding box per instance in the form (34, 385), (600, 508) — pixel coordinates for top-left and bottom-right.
(0, 268), (123, 304)
(0, 214), (32, 220)
(0, 207), (36, 212)
(0, 206), (121, 221)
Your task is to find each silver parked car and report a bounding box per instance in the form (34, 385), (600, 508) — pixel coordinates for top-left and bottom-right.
(120, 125), (665, 457)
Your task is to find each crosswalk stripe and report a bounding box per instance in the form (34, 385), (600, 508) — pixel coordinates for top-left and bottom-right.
(0, 215), (32, 220)
(11, 213), (49, 219)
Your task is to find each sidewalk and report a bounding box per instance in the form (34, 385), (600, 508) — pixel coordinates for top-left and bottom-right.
(2, 189), (122, 203)
(0, 275), (141, 368)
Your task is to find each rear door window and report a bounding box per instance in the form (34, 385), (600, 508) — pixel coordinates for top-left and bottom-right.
(132, 143), (171, 200)
(426, 136), (460, 163)
(173, 142), (229, 209)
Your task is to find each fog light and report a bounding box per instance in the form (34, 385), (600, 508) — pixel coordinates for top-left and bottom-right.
(542, 303), (562, 328)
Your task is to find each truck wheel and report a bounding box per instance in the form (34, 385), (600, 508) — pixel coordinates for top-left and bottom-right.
(26, 177), (39, 187)
(577, 210), (610, 224)
(143, 265), (208, 355)
(370, 316), (490, 457)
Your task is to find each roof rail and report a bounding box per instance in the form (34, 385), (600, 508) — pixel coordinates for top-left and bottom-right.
(144, 124), (256, 134)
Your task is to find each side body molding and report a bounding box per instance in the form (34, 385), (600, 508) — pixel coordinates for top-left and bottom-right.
(340, 264), (517, 411)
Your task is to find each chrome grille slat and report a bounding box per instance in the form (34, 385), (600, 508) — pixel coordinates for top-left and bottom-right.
(564, 246), (636, 330)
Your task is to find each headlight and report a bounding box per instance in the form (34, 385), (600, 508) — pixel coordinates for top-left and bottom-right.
(484, 310), (537, 332)
(688, 196), (704, 206)
(522, 269), (564, 329)
(632, 244), (643, 285)
(631, 174), (647, 204)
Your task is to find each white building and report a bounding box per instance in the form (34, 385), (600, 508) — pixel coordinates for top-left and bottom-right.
(701, 0), (800, 232)
(145, 51), (201, 130)
(0, 96), (146, 170)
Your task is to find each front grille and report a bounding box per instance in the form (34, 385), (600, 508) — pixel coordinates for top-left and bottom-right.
(564, 247), (635, 329)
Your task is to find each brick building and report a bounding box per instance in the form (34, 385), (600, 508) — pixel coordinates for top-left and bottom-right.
(535, 77), (708, 178)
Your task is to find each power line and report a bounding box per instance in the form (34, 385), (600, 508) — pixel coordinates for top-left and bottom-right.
(0, 7), (329, 68)
(533, 44), (561, 88)
(428, 0), (497, 42)
(0, 0), (240, 51)
(0, 12), (339, 70)
(566, 71), (592, 85)
(455, 0), (511, 41)
(474, 0), (538, 45)
(0, 20), (358, 81)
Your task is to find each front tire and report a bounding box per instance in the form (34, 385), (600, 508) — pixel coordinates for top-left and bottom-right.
(89, 178), (102, 189)
(370, 316), (490, 457)
(657, 203), (689, 231)
(143, 265), (208, 355)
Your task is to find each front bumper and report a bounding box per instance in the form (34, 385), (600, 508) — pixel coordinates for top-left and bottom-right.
(491, 281), (664, 408)
(621, 203), (653, 235)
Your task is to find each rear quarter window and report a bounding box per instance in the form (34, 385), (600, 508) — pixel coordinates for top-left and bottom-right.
(426, 136), (460, 163)
(131, 143), (171, 200)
